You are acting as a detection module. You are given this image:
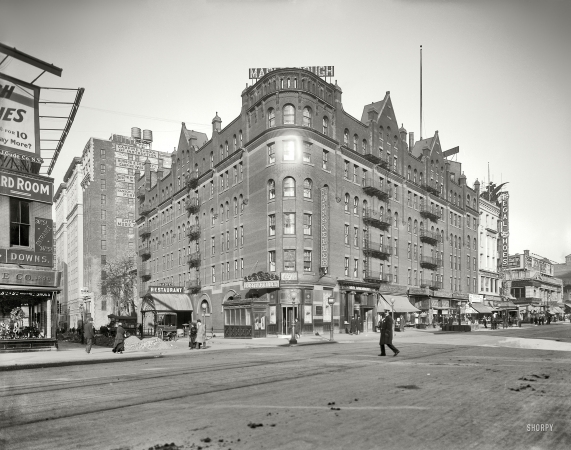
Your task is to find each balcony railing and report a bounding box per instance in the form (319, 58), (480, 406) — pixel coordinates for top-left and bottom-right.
(138, 225), (151, 239)
(139, 202), (153, 216)
(486, 227), (498, 234)
(185, 197), (201, 215)
(362, 208), (391, 231)
(185, 278), (201, 294)
(419, 204), (440, 222)
(138, 247), (151, 261)
(363, 240), (392, 260)
(362, 177), (391, 201)
(419, 229), (440, 245)
(421, 181), (440, 196)
(185, 171), (199, 191)
(139, 265), (151, 281)
(419, 256), (443, 270)
(362, 148), (382, 165)
(187, 252), (201, 269)
(186, 225), (201, 242)
(363, 270), (392, 284)
(420, 279), (443, 290)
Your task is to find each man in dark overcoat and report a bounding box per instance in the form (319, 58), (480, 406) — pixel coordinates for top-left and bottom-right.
(112, 322), (126, 354)
(84, 318), (96, 354)
(379, 311), (400, 357)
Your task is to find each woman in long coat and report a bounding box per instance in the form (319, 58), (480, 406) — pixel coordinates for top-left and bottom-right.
(196, 319), (207, 349)
(379, 312), (399, 356)
(112, 323), (126, 354)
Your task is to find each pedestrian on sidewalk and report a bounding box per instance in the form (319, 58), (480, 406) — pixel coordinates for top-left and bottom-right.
(378, 311), (399, 357)
(112, 322), (126, 354)
(196, 319), (206, 349)
(84, 318), (95, 354)
(189, 322), (197, 349)
(294, 318), (301, 339)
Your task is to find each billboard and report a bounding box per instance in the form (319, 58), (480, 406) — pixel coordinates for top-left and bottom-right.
(320, 187), (329, 269)
(0, 73), (41, 159)
(0, 168), (53, 203)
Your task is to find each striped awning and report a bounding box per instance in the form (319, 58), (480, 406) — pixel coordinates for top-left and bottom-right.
(142, 293), (193, 312)
(471, 303), (495, 314)
(379, 296), (420, 313)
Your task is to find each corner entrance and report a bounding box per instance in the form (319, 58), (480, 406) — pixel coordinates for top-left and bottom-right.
(281, 306), (298, 335)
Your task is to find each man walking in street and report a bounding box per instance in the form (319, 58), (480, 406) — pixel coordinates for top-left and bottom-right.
(378, 311), (399, 357)
(84, 318), (95, 354)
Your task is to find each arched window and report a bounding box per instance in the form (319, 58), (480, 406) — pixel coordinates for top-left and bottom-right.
(413, 220), (418, 234)
(268, 180), (275, 200)
(420, 221), (424, 232)
(473, 199), (477, 209)
(322, 116), (329, 135)
(225, 141), (229, 156)
(407, 217), (412, 232)
(280, 78), (284, 89)
(473, 238), (477, 250)
(344, 129), (349, 146)
(362, 139), (367, 154)
(226, 201), (230, 220)
(210, 152), (214, 168)
(302, 107), (312, 127)
(362, 199), (368, 216)
(353, 196), (359, 214)
(283, 104), (295, 125)
(234, 197), (238, 215)
(220, 145), (224, 160)
(283, 177), (296, 197)
(353, 134), (358, 151)
(239, 194), (244, 212)
(380, 205), (385, 218)
(220, 204), (224, 221)
(413, 169), (417, 183)
(344, 193), (350, 212)
(419, 172), (423, 184)
(268, 108), (275, 128)
(303, 178), (312, 198)
(407, 166), (411, 180)
(233, 134), (237, 150)
(394, 212), (399, 227)
(287, 78), (291, 88)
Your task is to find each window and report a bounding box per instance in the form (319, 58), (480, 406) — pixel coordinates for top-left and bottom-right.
(234, 197), (238, 216)
(303, 142), (311, 163)
(268, 108), (275, 128)
(284, 213), (295, 234)
(268, 179), (276, 200)
(283, 177), (295, 197)
(353, 196), (359, 214)
(353, 134), (358, 151)
(9, 198), (30, 246)
(101, 224), (106, 236)
(303, 213), (312, 235)
(284, 250), (296, 272)
(101, 210), (106, 220)
(101, 240), (107, 251)
(269, 251), (276, 272)
(302, 107), (312, 127)
(322, 150), (329, 170)
(100, 163), (105, 174)
(283, 104), (295, 124)
(234, 227), (238, 247)
(267, 143), (275, 164)
(353, 165), (358, 183)
(269, 215), (276, 236)
(413, 220), (418, 234)
(394, 238), (398, 256)
(344, 224), (349, 244)
(211, 266), (216, 283)
(101, 194), (106, 205)
(353, 259), (359, 277)
(344, 160), (349, 178)
(362, 139), (367, 154)
(303, 179), (312, 198)
(283, 141), (295, 161)
(322, 116), (329, 135)
(353, 227), (359, 247)
(407, 243), (411, 259)
(211, 237), (215, 255)
(304, 250), (312, 272)
(394, 212), (398, 227)
(239, 162), (243, 181)
(101, 178), (106, 190)
(344, 193), (350, 212)
(344, 257), (349, 276)
(240, 226), (244, 246)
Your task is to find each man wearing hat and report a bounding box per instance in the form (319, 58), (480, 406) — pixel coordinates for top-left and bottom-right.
(84, 317), (96, 354)
(378, 311), (399, 357)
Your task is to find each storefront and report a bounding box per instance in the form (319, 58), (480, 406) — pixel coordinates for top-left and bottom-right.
(0, 268), (62, 352)
(339, 281), (378, 334)
(223, 295), (269, 339)
(141, 286), (193, 338)
(378, 295), (420, 327)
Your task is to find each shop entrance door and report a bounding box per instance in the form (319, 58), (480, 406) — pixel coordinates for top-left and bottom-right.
(281, 306), (297, 335)
(363, 308), (373, 333)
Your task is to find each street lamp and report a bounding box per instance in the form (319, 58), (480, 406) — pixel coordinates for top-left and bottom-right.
(289, 293), (297, 345)
(389, 298), (395, 330)
(202, 302), (207, 348)
(328, 296), (335, 342)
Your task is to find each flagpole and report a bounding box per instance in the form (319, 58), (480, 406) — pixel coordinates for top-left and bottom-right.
(420, 45), (423, 140)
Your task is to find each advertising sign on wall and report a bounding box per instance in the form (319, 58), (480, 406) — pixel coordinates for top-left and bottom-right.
(0, 73), (41, 159)
(0, 267), (61, 287)
(4, 248), (54, 267)
(116, 218), (135, 227)
(116, 188), (135, 198)
(0, 168), (53, 203)
(34, 218), (53, 253)
(116, 173), (135, 183)
(499, 192), (509, 268)
(115, 158), (158, 172)
(149, 286), (184, 294)
(320, 187), (329, 270)
(114, 143), (158, 159)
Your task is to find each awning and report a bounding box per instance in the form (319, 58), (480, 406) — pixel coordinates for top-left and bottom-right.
(471, 304), (495, 314)
(143, 293), (193, 312)
(0, 284), (61, 292)
(549, 307), (564, 314)
(379, 295), (420, 313)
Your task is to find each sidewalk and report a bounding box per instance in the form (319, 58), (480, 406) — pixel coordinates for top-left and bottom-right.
(0, 330), (378, 371)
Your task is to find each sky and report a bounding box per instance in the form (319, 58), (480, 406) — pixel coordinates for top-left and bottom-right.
(1, 0), (570, 262)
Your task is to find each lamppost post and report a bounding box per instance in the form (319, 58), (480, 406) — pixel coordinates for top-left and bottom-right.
(289, 294), (297, 345)
(328, 296), (335, 342)
(202, 303), (207, 347)
(389, 298), (395, 330)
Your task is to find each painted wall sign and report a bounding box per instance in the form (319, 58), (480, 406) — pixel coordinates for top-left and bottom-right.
(34, 218), (53, 253)
(114, 143), (158, 159)
(116, 188), (135, 198)
(5, 248), (54, 267)
(248, 66), (334, 79)
(280, 272), (298, 283)
(0, 290), (52, 297)
(116, 218), (135, 227)
(116, 173), (135, 183)
(0, 267), (61, 287)
(469, 294), (483, 303)
(115, 158), (158, 172)
(0, 168), (53, 203)
(320, 187), (329, 269)
(499, 192), (509, 268)
(243, 280), (280, 289)
(0, 73), (41, 158)
(149, 286), (184, 294)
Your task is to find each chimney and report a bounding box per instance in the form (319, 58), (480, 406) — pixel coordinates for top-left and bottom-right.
(212, 112), (222, 133)
(409, 132), (415, 150)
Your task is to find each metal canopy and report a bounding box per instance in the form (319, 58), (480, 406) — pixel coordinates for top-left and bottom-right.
(0, 43), (62, 78)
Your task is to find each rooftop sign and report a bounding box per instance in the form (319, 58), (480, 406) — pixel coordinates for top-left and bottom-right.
(249, 66), (334, 79)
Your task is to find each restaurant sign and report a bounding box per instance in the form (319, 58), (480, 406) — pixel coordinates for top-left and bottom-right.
(244, 280), (280, 289)
(149, 286), (184, 294)
(0, 168), (53, 204)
